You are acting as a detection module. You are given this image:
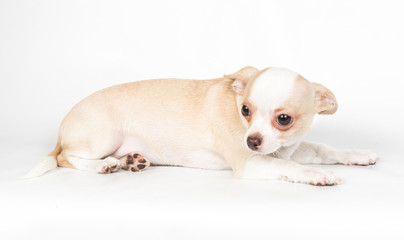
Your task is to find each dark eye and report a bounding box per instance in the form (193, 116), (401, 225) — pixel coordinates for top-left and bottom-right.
(241, 105), (250, 116)
(277, 114), (292, 126)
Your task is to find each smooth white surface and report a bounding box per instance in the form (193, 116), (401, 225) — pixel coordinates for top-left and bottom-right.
(1, 0), (404, 239)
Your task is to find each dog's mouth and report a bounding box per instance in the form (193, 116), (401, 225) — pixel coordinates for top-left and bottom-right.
(245, 132), (285, 155)
(246, 142), (281, 155)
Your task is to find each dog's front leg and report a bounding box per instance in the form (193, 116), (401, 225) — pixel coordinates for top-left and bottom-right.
(290, 141), (379, 166)
(240, 155), (341, 186)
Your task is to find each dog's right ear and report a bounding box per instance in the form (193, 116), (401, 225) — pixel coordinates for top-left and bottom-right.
(224, 66), (259, 95)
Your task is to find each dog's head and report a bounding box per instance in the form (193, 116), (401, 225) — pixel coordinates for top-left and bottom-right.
(225, 66), (337, 154)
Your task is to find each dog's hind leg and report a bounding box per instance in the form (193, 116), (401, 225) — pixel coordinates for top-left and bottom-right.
(57, 149), (150, 174)
(57, 139), (124, 174)
(56, 126), (127, 173)
(58, 153), (123, 174)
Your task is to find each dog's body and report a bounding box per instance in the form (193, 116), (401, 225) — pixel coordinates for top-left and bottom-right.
(26, 66), (378, 185)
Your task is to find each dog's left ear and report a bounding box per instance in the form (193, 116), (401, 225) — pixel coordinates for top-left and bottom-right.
(224, 66), (259, 95)
(313, 83), (338, 115)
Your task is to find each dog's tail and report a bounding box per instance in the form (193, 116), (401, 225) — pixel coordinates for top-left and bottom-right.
(24, 138), (62, 178)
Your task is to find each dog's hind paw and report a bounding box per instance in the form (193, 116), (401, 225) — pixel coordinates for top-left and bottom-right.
(98, 157), (123, 174)
(120, 153), (150, 172)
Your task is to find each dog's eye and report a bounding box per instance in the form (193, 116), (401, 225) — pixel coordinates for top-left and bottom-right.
(241, 105), (250, 116)
(277, 114), (292, 126)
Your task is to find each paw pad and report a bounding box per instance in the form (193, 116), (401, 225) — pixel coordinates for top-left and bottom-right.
(120, 153), (150, 172)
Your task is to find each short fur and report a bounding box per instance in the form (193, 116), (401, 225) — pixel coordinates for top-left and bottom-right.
(26, 66), (378, 186)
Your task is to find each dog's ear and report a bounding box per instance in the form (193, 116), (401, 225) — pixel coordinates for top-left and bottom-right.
(313, 83), (338, 115)
(224, 66), (259, 95)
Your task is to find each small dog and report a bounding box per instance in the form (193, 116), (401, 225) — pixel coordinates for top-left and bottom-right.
(26, 66), (378, 185)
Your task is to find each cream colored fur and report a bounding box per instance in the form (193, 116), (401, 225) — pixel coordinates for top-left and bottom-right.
(26, 66), (378, 186)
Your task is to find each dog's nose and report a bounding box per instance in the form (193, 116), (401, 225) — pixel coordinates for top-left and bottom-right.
(247, 135), (262, 150)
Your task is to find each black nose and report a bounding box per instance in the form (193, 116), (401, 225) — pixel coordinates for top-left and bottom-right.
(247, 135), (262, 150)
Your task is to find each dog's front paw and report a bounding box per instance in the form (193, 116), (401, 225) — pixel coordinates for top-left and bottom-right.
(344, 150), (379, 166)
(282, 168), (341, 186)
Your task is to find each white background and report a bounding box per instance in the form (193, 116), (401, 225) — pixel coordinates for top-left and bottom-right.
(1, 0), (403, 239)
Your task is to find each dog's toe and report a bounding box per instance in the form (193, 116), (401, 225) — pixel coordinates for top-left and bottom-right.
(97, 157), (122, 174)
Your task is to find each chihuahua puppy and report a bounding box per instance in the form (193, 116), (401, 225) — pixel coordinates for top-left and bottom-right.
(26, 66), (378, 185)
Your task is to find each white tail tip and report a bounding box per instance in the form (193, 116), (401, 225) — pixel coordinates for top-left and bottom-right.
(23, 156), (57, 178)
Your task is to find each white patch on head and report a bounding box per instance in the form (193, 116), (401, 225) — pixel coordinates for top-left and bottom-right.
(246, 68), (299, 154)
(250, 68), (298, 109)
